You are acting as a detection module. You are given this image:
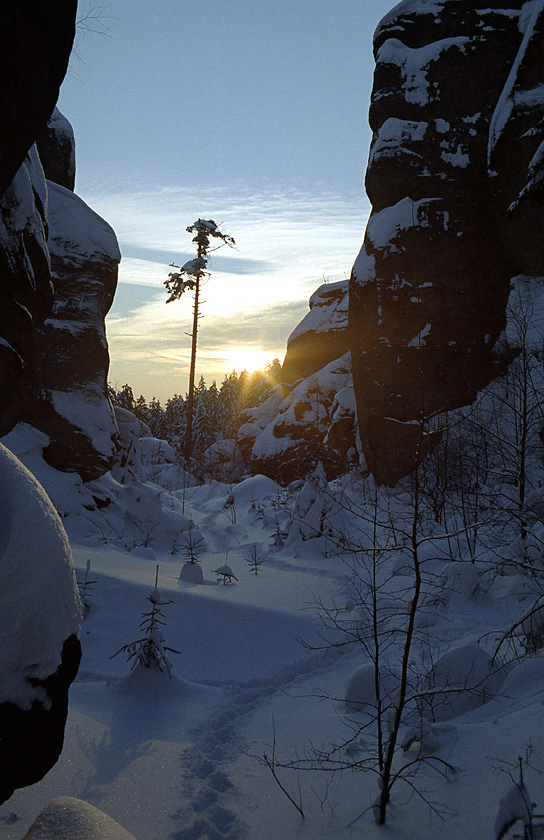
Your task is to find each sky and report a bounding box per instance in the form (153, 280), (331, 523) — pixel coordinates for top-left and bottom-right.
(57, 0), (396, 402)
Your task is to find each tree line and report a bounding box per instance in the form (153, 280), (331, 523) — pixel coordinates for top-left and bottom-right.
(108, 360), (282, 458)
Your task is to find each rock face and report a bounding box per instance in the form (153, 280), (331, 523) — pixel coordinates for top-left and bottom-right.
(37, 107), (76, 190)
(349, 0), (544, 485)
(239, 352), (356, 483)
(281, 280), (349, 384)
(0, 2), (77, 196)
(23, 112), (121, 480)
(0, 147), (52, 437)
(238, 281), (358, 483)
(0, 3), (83, 807)
(488, 1), (544, 277)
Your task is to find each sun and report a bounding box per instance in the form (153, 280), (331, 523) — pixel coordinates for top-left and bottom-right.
(226, 348), (274, 374)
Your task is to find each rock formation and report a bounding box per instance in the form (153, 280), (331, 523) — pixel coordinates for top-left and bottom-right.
(349, 0), (544, 485)
(236, 279), (357, 483)
(37, 107), (76, 190)
(0, 2), (82, 807)
(238, 351), (355, 484)
(23, 110), (121, 480)
(281, 280), (349, 384)
(0, 148), (52, 438)
(0, 2), (77, 196)
(0, 435), (81, 804)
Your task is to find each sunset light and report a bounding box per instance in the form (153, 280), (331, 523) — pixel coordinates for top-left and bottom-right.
(225, 347), (276, 375)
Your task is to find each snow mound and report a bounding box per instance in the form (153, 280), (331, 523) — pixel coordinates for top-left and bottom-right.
(22, 796), (136, 840)
(230, 474), (281, 505)
(344, 663), (398, 715)
(421, 643), (504, 722)
(0, 444), (80, 709)
(179, 562), (204, 584)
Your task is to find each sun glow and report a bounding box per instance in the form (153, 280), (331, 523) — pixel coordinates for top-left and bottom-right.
(225, 348), (276, 374)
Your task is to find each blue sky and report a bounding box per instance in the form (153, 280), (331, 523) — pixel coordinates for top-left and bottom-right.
(58, 0), (395, 401)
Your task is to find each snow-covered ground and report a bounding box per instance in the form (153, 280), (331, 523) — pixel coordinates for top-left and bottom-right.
(2, 422), (544, 840)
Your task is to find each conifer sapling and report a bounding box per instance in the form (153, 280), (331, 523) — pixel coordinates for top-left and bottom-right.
(111, 565), (180, 677)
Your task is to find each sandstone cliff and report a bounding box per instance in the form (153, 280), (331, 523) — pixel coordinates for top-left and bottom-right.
(23, 110), (121, 480)
(350, 0), (544, 485)
(0, 2), (81, 807)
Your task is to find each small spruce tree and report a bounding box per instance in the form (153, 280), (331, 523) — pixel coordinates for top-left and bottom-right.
(111, 566), (180, 677)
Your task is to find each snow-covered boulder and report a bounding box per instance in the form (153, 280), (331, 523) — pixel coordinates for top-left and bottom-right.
(0, 443), (81, 803)
(420, 643), (504, 722)
(349, 0), (531, 485)
(281, 280), (349, 385)
(201, 438), (245, 481)
(250, 353), (353, 483)
(140, 436), (176, 465)
(22, 796), (136, 840)
(22, 174), (121, 480)
(344, 663), (398, 716)
(179, 562), (204, 584)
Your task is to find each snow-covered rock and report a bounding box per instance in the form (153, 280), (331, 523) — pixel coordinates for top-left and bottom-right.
(344, 663), (398, 716)
(0, 443), (81, 803)
(2, 421), (193, 557)
(249, 352), (354, 483)
(22, 796), (136, 840)
(0, 444), (80, 705)
(140, 436), (176, 465)
(179, 562), (204, 584)
(0, 148), (52, 439)
(349, 0), (532, 485)
(201, 438), (245, 482)
(281, 280), (349, 384)
(420, 643), (504, 722)
(22, 173), (121, 480)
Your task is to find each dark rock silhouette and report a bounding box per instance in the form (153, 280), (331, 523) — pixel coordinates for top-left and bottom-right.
(0, 149), (52, 438)
(349, 0), (543, 485)
(37, 107), (76, 191)
(0, 2), (77, 196)
(0, 2), (81, 808)
(0, 636), (81, 805)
